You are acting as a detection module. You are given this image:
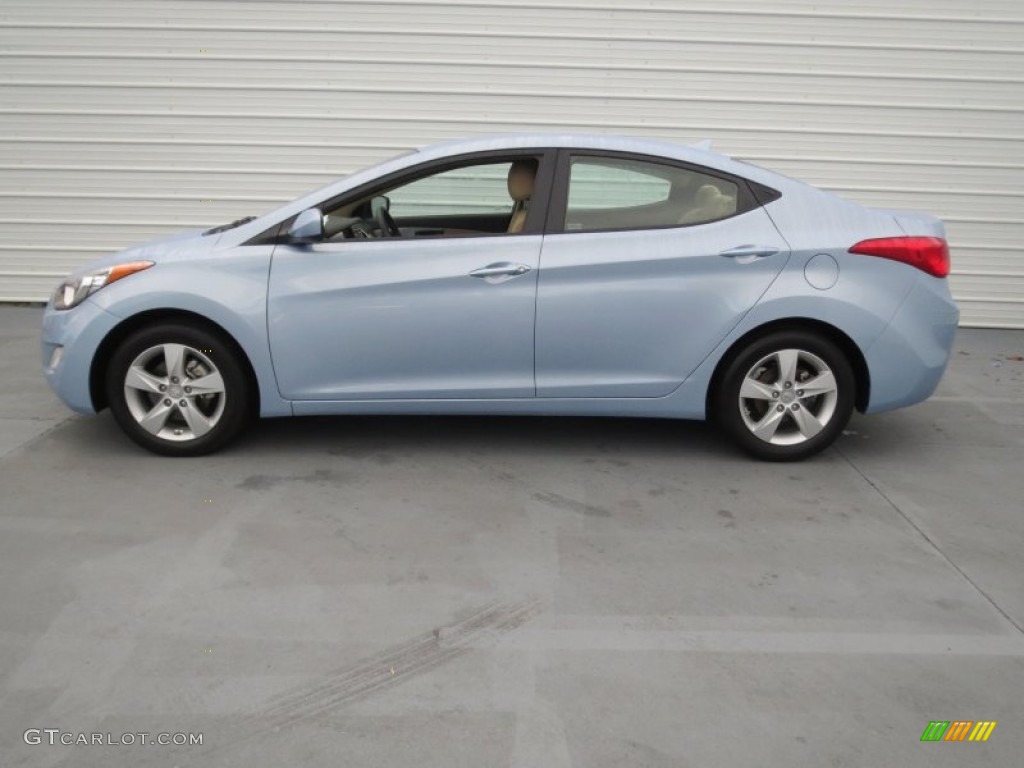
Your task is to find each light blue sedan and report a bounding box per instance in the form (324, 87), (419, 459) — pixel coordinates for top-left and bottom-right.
(41, 134), (959, 460)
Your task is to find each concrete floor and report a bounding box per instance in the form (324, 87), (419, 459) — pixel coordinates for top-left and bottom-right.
(1, 304), (1022, 767)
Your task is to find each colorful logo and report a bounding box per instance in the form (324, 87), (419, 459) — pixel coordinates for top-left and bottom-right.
(921, 721), (997, 742)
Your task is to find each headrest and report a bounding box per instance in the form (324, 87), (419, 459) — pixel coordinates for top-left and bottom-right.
(694, 184), (724, 206)
(508, 159), (538, 202)
(678, 184), (737, 225)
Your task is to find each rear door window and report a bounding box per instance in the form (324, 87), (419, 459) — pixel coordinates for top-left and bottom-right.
(563, 155), (743, 232)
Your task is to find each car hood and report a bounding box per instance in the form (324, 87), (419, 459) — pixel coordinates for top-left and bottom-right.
(68, 228), (219, 276)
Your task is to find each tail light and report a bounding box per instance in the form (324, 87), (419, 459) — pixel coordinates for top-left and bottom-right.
(848, 236), (950, 278)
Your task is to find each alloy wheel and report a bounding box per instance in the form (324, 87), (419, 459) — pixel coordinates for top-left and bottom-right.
(122, 343), (227, 442)
(738, 348), (839, 446)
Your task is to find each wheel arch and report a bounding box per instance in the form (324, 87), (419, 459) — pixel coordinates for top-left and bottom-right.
(89, 308), (261, 416)
(705, 318), (870, 420)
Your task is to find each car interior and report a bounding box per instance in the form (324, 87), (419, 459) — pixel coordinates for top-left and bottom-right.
(312, 153), (741, 242)
(321, 158), (540, 241)
(563, 157), (740, 233)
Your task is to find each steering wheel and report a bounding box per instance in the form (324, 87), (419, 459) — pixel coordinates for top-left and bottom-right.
(375, 206), (402, 238)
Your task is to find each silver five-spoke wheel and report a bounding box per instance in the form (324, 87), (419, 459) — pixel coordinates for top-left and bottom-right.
(123, 343), (227, 442)
(108, 323), (250, 456)
(718, 331), (854, 461)
(738, 348), (840, 446)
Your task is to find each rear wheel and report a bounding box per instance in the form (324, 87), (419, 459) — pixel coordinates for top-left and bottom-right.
(716, 331), (855, 461)
(105, 323), (250, 456)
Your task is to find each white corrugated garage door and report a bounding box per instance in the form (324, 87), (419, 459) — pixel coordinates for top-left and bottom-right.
(1, 0), (1022, 326)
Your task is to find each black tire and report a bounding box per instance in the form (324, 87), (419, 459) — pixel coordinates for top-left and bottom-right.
(105, 322), (251, 456)
(716, 330), (855, 461)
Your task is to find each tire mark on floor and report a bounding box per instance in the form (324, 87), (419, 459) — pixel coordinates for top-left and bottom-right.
(532, 491), (611, 518)
(169, 596), (546, 766)
(254, 596), (545, 730)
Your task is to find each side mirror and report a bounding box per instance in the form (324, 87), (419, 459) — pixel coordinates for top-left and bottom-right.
(287, 208), (324, 243)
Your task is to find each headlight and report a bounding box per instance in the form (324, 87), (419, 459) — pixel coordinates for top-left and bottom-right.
(52, 261), (154, 310)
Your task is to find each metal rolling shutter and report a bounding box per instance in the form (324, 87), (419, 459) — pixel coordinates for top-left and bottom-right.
(1, 0), (1022, 326)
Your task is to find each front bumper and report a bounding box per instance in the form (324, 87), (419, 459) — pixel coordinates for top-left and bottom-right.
(863, 275), (959, 414)
(41, 299), (123, 414)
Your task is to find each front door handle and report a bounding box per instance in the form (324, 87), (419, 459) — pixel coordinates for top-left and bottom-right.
(719, 245), (780, 260)
(469, 262), (532, 279)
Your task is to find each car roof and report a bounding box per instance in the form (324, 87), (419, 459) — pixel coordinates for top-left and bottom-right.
(419, 132), (726, 166)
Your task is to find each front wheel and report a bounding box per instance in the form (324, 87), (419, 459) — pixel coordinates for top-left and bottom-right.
(105, 323), (251, 456)
(716, 331), (855, 461)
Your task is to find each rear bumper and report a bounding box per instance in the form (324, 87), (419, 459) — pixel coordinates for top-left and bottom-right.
(864, 276), (959, 414)
(41, 299), (122, 414)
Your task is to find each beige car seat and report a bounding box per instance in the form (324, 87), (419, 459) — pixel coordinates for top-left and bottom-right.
(506, 160), (537, 233)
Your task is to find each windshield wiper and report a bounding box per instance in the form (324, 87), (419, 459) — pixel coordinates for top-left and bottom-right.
(203, 216), (258, 235)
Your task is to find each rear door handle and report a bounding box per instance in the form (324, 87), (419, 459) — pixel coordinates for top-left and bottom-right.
(719, 245), (780, 260)
(469, 262), (532, 279)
